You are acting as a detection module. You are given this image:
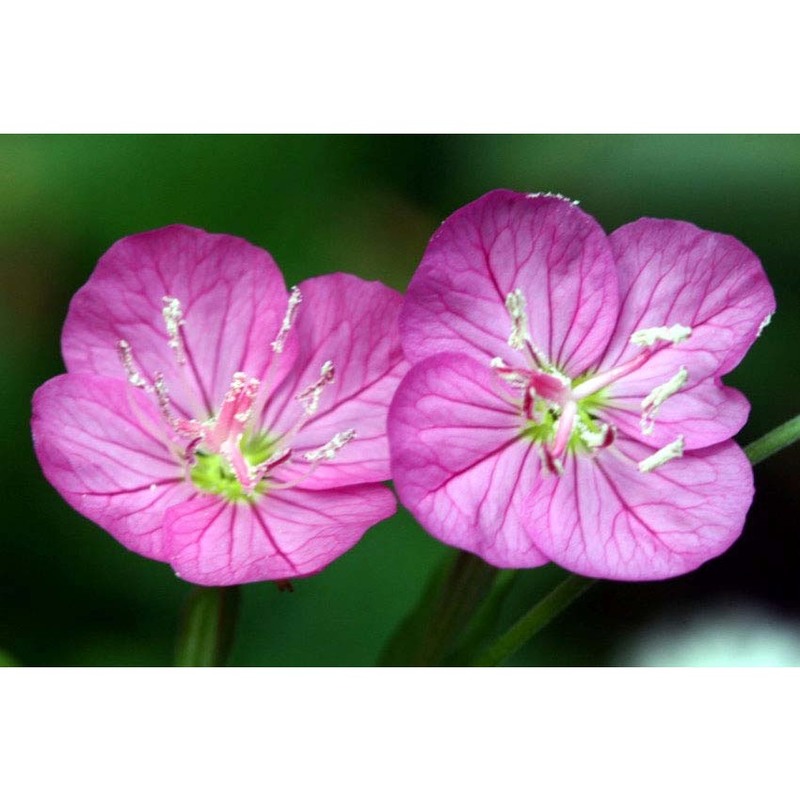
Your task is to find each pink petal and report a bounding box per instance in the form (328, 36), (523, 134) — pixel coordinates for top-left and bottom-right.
(401, 190), (619, 375)
(597, 218), (776, 383)
(388, 353), (549, 568)
(526, 436), (753, 580)
(263, 273), (407, 490)
(62, 225), (296, 421)
(32, 374), (193, 561)
(164, 484), (397, 585)
(604, 377), (750, 450)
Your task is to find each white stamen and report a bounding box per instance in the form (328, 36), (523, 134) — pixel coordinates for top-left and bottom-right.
(527, 191), (580, 206)
(638, 435), (685, 473)
(303, 429), (357, 462)
(162, 296), (186, 363)
(640, 366), (689, 435)
(272, 286), (302, 353)
(262, 448), (291, 469)
(117, 339), (148, 388)
(297, 360), (335, 415)
(505, 289), (529, 350)
(757, 313), (773, 338)
(251, 447), (293, 484)
(577, 419), (609, 449)
(630, 324), (692, 347)
(153, 372), (177, 427)
(490, 357), (529, 388)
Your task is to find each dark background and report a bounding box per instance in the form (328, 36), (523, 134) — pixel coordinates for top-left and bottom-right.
(2, 135), (798, 666)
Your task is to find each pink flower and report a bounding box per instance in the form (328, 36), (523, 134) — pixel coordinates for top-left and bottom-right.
(32, 225), (406, 586)
(389, 190), (775, 580)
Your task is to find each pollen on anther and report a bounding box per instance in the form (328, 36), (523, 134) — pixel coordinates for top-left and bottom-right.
(272, 286), (302, 353)
(490, 357), (528, 388)
(116, 339), (148, 388)
(297, 360), (335, 415)
(630, 324), (692, 347)
(153, 372), (178, 428)
(527, 191), (580, 206)
(505, 289), (530, 350)
(303, 429), (357, 462)
(162, 296), (186, 363)
(640, 366), (688, 435)
(638, 435), (685, 473)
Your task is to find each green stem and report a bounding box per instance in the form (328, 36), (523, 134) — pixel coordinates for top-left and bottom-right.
(470, 574), (595, 666)
(379, 551), (497, 666)
(744, 413), (800, 465)
(446, 570), (517, 665)
(175, 586), (241, 667)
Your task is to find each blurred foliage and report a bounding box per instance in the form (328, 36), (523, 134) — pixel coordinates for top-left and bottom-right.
(1, 135), (798, 665)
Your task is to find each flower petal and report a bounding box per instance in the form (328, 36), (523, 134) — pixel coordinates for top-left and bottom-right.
(389, 353), (549, 568)
(263, 273), (407, 490)
(597, 218), (776, 383)
(604, 377), (750, 450)
(526, 436), (753, 580)
(31, 374), (193, 561)
(164, 484), (397, 585)
(401, 190), (619, 374)
(62, 225), (295, 420)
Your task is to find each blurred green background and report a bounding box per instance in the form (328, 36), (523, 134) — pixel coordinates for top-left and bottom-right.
(2, 135), (799, 666)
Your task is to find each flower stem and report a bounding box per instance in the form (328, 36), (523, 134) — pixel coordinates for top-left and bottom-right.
(379, 551), (498, 666)
(470, 574), (595, 666)
(175, 586), (241, 667)
(744, 413), (800, 466)
(445, 570), (518, 665)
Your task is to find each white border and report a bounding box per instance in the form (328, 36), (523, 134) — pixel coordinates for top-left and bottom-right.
(4, 2), (798, 132)
(2, 668), (795, 797)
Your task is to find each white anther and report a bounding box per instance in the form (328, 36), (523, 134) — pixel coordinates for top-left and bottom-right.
(153, 373), (177, 427)
(303, 429), (357, 462)
(263, 448), (291, 469)
(490, 357), (529, 388)
(162, 296), (186, 363)
(272, 286), (302, 353)
(116, 339), (148, 388)
(577, 419), (609, 449)
(757, 313), (773, 338)
(640, 366), (689, 435)
(630, 324), (692, 347)
(297, 360), (335, 415)
(638, 435), (685, 473)
(248, 448), (292, 484)
(527, 191), (580, 206)
(505, 289), (530, 350)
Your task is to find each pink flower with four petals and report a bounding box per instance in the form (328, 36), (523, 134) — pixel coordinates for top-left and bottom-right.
(32, 225), (405, 585)
(389, 190), (775, 580)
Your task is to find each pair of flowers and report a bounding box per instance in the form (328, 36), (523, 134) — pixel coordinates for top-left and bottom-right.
(32, 190), (775, 585)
